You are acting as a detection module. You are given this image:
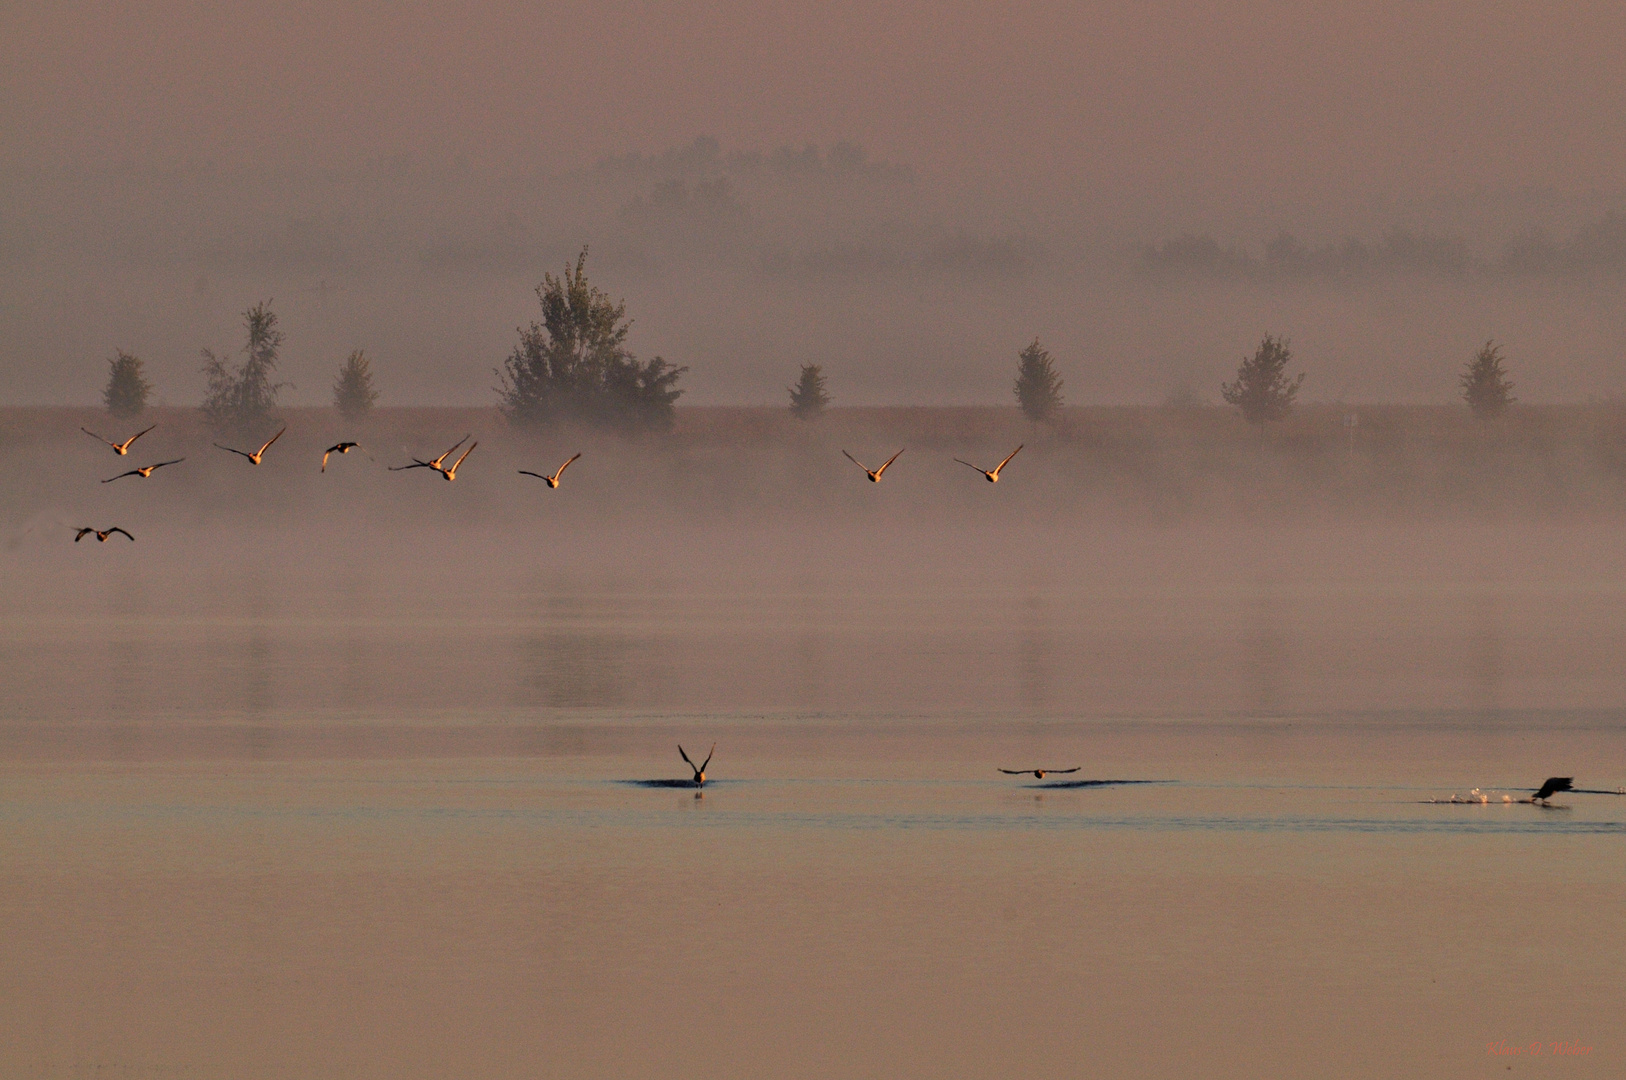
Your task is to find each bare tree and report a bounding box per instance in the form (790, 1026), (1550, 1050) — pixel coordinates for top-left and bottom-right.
(1014, 339), (1064, 421)
(1460, 340), (1515, 419)
(102, 350), (152, 418)
(788, 363), (830, 419)
(1221, 334), (1305, 427)
(201, 301), (288, 433)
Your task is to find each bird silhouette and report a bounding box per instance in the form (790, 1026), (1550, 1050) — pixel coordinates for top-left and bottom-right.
(434, 442), (476, 481)
(843, 448), (904, 482)
(390, 434), (469, 473)
(102, 458), (184, 483)
(321, 442), (359, 472)
(214, 427), (286, 465)
(998, 767), (1080, 780)
(955, 445), (1023, 483)
(74, 527), (134, 543)
(519, 452), (582, 488)
(82, 425), (155, 456)
(678, 743), (716, 787)
(1530, 777), (1573, 804)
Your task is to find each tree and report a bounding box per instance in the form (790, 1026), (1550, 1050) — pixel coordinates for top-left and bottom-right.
(201, 301), (288, 433)
(1460, 340), (1515, 419)
(1014, 338), (1064, 421)
(1221, 334), (1305, 427)
(495, 247), (687, 430)
(102, 350), (152, 418)
(788, 363), (830, 419)
(333, 349), (379, 420)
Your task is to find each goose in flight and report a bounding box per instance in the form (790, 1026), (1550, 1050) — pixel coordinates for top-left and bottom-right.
(843, 448), (904, 482)
(82, 424), (156, 456)
(955, 444), (1023, 483)
(321, 442), (359, 472)
(390, 434), (469, 473)
(103, 458), (184, 483)
(214, 427), (286, 465)
(519, 452), (582, 488)
(999, 767), (1080, 780)
(679, 743), (716, 787)
(434, 441), (476, 481)
(1526, 777), (1573, 805)
(74, 527), (134, 543)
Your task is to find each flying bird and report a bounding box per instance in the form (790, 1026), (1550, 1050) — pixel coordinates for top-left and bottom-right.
(102, 458), (184, 483)
(320, 442), (359, 472)
(390, 434), (469, 473)
(81, 424), (155, 455)
(74, 527), (134, 543)
(955, 444), (1023, 483)
(434, 441), (476, 481)
(1529, 777), (1573, 804)
(679, 743), (716, 787)
(214, 427), (286, 465)
(999, 767), (1081, 780)
(519, 452), (582, 488)
(843, 448), (905, 482)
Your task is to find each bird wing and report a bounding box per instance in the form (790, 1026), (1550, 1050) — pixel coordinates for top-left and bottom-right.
(82, 427), (113, 447)
(678, 744), (696, 769)
(874, 448), (905, 476)
(1050, 767), (1080, 774)
(102, 470), (139, 483)
(953, 458), (986, 474)
(255, 427), (287, 456)
(214, 443), (252, 459)
(517, 470), (544, 479)
(553, 452), (582, 480)
(994, 445), (1023, 473)
(448, 442), (476, 473)
(122, 425), (157, 450)
(320, 450), (331, 472)
(1535, 777), (1574, 799)
(153, 458), (184, 470)
(108, 527), (134, 541)
(842, 449), (868, 471)
(389, 460), (433, 471)
(432, 434), (470, 466)
(74, 528), (92, 541)
(700, 743), (715, 771)
(997, 768), (1032, 775)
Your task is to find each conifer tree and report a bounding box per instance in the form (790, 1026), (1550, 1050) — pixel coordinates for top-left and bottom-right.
(1460, 340), (1515, 419)
(102, 350), (152, 418)
(1221, 334), (1305, 427)
(1014, 339), (1064, 421)
(201, 301), (287, 433)
(788, 363), (830, 419)
(333, 349), (379, 420)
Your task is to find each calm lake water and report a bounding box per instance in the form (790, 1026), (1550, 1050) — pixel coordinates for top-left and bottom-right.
(2, 520), (1622, 1078)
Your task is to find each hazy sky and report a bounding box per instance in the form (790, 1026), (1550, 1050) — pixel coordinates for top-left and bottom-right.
(5, 1), (1626, 405)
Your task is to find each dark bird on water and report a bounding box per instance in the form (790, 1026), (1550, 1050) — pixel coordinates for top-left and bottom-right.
(390, 434), (469, 474)
(1530, 777), (1573, 804)
(999, 767), (1081, 780)
(82, 424), (155, 455)
(214, 427), (287, 465)
(321, 442), (359, 472)
(955, 445), (1023, 483)
(843, 448), (905, 482)
(679, 743), (716, 787)
(519, 452), (582, 488)
(103, 458), (184, 482)
(74, 527), (134, 543)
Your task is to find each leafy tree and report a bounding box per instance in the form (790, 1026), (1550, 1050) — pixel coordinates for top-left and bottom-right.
(1221, 334), (1305, 427)
(788, 363), (830, 419)
(201, 301), (288, 433)
(102, 350), (152, 418)
(1014, 338), (1064, 421)
(1460, 340), (1515, 419)
(333, 349), (379, 420)
(495, 247), (686, 430)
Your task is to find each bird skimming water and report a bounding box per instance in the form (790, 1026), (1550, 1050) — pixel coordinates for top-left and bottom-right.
(999, 767), (1080, 780)
(679, 743), (716, 787)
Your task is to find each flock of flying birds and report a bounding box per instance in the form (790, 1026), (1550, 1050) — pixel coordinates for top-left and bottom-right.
(71, 420), (1027, 543)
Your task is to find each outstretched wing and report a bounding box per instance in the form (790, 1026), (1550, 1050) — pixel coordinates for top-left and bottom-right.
(678, 744), (696, 769)
(256, 427), (288, 456)
(123, 425), (157, 450)
(874, 448), (905, 477)
(152, 458), (184, 470)
(82, 427), (113, 447)
(102, 470), (139, 483)
(953, 458), (986, 474)
(517, 470), (545, 479)
(1050, 767), (1080, 774)
(214, 443), (252, 459)
(842, 449), (868, 472)
(321, 450), (332, 472)
(432, 434), (470, 465)
(108, 527), (134, 541)
(447, 442), (476, 473)
(74, 528), (93, 542)
(998, 768), (1033, 775)
(1534, 777), (1574, 800)
(389, 460), (434, 471)
(994, 445), (1023, 473)
(554, 452), (582, 480)
(700, 743), (715, 771)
